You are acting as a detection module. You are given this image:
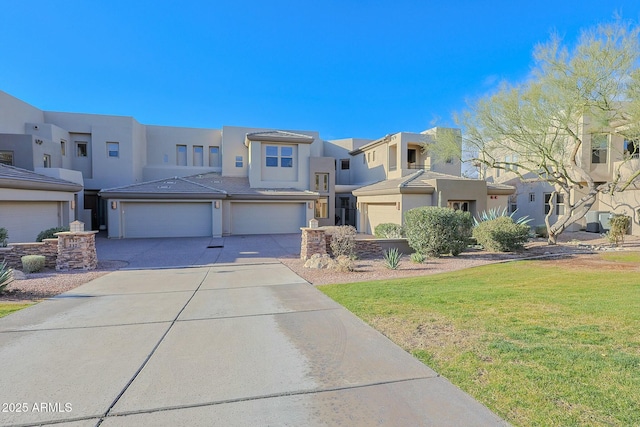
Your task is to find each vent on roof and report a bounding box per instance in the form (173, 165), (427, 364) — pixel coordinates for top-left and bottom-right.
(165, 181), (176, 184)
(213, 180), (221, 183)
(158, 185), (170, 189)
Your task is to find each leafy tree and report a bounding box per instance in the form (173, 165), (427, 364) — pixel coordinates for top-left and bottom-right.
(439, 20), (640, 244)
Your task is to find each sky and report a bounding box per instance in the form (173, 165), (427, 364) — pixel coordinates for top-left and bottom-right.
(2, 1), (640, 140)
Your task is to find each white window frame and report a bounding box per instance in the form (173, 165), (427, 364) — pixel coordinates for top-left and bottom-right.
(315, 173), (329, 192)
(107, 142), (119, 158)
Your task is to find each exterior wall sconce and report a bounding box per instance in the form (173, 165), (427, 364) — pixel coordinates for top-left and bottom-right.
(70, 200), (76, 210)
(214, 200), (221, 209)
(111, 201), (117, 210)
(396, 202), (400, 210)
(307, 201), (313, 209)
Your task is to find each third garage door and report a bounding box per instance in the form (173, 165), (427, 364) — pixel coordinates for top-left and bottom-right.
(231, 202), (306, 234)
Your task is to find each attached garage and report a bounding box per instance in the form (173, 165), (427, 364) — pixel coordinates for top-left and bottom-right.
(231, 202), (306, 234)
(0, 201), (64, 243)
(364, 203), (399, 234)
(122, 202), (213, 238)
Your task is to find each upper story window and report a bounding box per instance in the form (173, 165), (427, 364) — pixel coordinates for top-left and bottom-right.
(341, 159), (350, 170)
(107, 142), (119, 158)
(315, 173), (329, 192)
(76, 142), (88, 157)
(209, 146), (220, 167)
(177, 145), (187, 166)
(0, 151), (14, 165)
(624, 139), (639, 158)
(529, 192), (536, 202)
(43, 154), (51, 168)
(265, 145), (294, 168)
(235, 155), (243, 168)
(591, 134), (608, 164)
(61, 140), (66, 156)
(193, 146), (203, 166)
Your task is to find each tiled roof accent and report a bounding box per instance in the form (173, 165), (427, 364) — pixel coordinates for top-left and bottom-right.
(0, 164), (82, 192)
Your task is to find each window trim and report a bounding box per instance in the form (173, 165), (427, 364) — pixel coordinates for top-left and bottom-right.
(315, 197), (329, 219)
(340, 159), (350, 170)
(193, 145), (204, 167)
(107, 141), (119, 158)
(235, 155), (243, 168)
(315, 173), (329, 192)
(176, 144), (187, 166)
(591, 134), (608, 164)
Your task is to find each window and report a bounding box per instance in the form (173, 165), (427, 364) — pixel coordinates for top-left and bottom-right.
(176, 145), (187, 166)
(235, 155), (243, 168)
(624, 139), (639, 158)
(315, 173), (329, 192)
(193, 146), (203, 166)
(315, 197), (329, 218)
(281, 146), (293, 167)
(107, 142), (119, 158)
(61, 140), (66, 156)
(529, 193), (535, 202)
(266, 146), (278, 167)
(0, 151), (14, 165)
(544, 193), (565, 215)
(447, 201), (470, 212)
(43, 154), (51, 168)
(407, 149), (417, 164)
(363, 154), (366, 164)
(209, 146), (220, 167)
(591, 134), (608, 164)
(372, 150), (376, 162)
(341, 159), (350, 170)
(76, 142), (88, 157)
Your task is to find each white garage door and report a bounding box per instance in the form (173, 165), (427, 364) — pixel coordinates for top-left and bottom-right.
(0, 202), (62, 243)
(123, 202), (212, 238)
(231, 202), (306, 234)
(366, 203), (399, 234)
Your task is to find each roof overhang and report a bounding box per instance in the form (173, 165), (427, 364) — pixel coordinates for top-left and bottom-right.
(0, 178), (82, 193)
(98, 191), (226, 200)
(245, 131), (315, 146)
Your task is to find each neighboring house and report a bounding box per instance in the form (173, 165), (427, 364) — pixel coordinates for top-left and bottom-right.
(0, 164), (82, 243)
(0, 89), (514, 238)
(484, 120), (640, 235)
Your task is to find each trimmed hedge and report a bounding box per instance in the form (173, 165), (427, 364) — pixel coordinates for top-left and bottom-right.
(404, 207), (473, 257)
(374, 223), (404, 238)
(473, 216), (530, 252)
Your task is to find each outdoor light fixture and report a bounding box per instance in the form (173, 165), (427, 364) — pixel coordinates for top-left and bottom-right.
(214, 200), (220, 209)
(308, 201), (313, 209)
(111, 201), (117, 210)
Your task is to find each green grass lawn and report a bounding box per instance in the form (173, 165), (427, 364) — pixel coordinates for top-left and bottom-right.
(319, 253), (640, 427)
(0, 302), (33, 318)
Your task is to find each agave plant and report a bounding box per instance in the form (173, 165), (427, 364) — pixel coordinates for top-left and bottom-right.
(0, 260), (13, 293)
(474, 207), (532, 227)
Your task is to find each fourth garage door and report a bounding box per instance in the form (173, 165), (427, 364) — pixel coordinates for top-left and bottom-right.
(231, 202), (306, 234)
(123, 202), (212, 238)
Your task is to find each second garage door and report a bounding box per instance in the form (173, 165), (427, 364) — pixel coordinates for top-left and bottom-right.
(123, 202), (212, 238)
(231, 202), (306, 234)
(365, 203), (399, 234)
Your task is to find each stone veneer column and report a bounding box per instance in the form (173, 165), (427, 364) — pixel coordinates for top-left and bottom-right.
(55, 231), (99, 271)
(300, 228), (327, 260)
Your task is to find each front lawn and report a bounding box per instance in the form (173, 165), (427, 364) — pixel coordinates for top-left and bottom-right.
(319, 253), (640, 426)
(0, 302), (33, 318)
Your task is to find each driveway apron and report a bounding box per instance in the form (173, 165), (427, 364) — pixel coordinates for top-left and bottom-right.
(0, 236), (506, 426)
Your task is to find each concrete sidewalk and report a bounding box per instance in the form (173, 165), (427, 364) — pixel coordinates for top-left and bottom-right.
(0, 239), (507, 426)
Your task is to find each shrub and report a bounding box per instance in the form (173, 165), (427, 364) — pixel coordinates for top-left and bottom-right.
(374, 223), (404, 238)
(383, 248), (401, 269)
(474, 207), (532, 226)
(21, 255), (46, 273)
(534, 224), (548, 238)
(404, 207), (473, 257)
(473, 216), (530, 252)
(0, 227), (7, 247)
(328, 225), (357, 259)
(605, 214), (631, 246)
(36, 226), (69, 242)
(0, 260), (13, 293)
(410, 252), (425, 264)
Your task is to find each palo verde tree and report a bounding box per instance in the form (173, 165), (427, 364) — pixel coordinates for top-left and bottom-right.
(439, 20), (640, 244)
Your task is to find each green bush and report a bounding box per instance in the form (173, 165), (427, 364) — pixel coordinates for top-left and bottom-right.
(374, 223), (404, 238)
(606, 214), (631, 245)
(383, 248), (401, 269)
(534, 224), (548, 238)
(328, 225), (357, 259)
(21, 255), (46, 274)
(404, 207), (473, 257)
(0, 227), (7, 247)
(410, 252), (425, 264)
(36, 226), (69, 242)
(473, 216), (530, 252)
(0, 260), (13, 293)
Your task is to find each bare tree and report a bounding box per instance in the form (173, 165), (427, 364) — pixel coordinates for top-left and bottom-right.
(440, 20), (640, 244)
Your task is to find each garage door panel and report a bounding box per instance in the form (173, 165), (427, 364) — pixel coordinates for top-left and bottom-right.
(0, 202), (61, 243)
(231, 203), (305, 235)
(366, 203), (399, 235)
(123, 202), (212, 238)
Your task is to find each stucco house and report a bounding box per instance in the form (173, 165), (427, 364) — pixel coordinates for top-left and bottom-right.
(0, 89), (515, 239)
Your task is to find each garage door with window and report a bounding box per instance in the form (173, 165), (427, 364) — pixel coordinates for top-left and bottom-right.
(231, 202), (306, 234)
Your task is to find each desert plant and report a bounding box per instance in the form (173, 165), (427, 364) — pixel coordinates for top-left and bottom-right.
(473, 216), (530, 252)
(328, 225), (357, 259)
(36, 226), (69, 242)
(605, 214), (631, 246)
(374, 223), (404, 238)
(383, 248), (401, 269)
(21, 255), (46, 273)
(0, 260), (13, 293)
(474, 207), (532, 226)
(404, 207), (473, 257)
(410, 252), (425, 264)
(0, 227), (8, 247)
(534, 224), (549, 238)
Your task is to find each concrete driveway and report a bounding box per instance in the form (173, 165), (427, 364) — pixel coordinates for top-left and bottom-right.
(0, 235), (506, 426)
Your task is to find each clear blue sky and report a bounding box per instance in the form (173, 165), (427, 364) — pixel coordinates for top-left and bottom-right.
(2, 1), (640, 140)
